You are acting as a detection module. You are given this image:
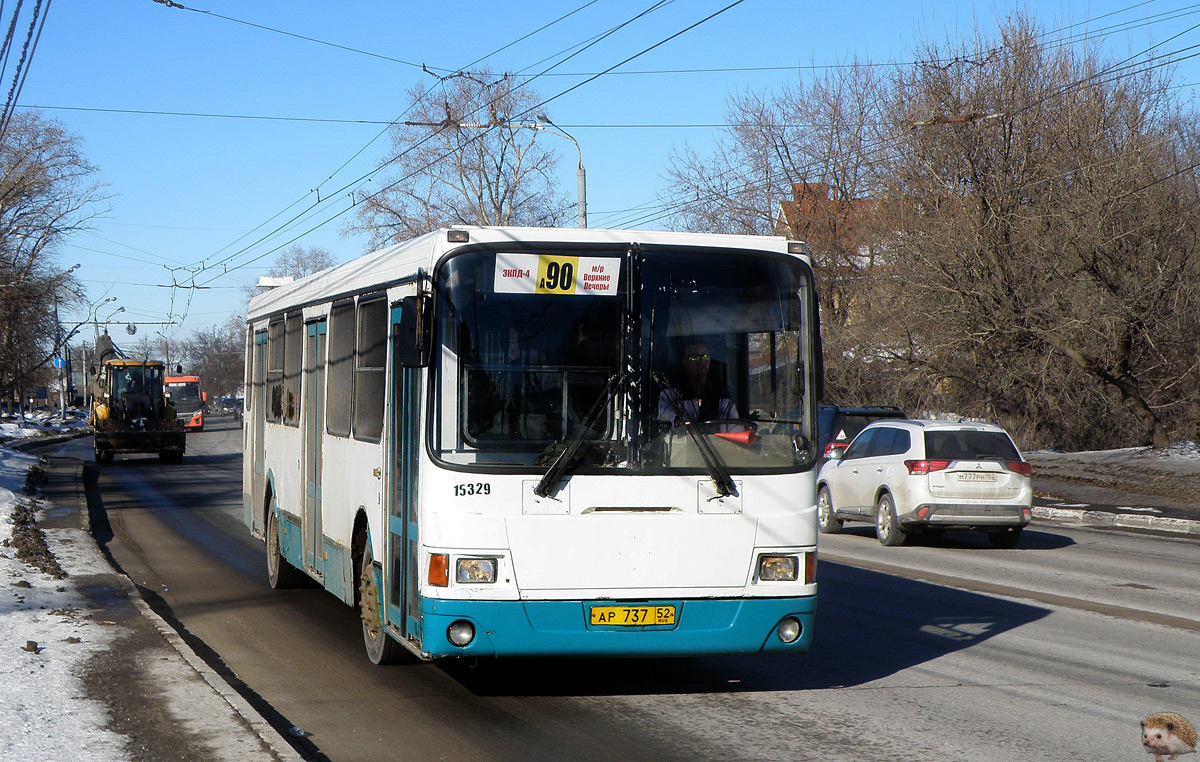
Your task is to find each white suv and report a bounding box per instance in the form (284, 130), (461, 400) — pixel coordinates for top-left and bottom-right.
(816, 419), (1032, 547)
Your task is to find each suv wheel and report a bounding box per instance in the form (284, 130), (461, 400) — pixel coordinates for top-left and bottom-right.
(816, 486), (842, 534)
(875, 493), (907, 546)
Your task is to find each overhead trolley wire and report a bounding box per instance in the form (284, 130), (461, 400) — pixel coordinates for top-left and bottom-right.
(154, 0), (1200, 310)
(0, 0), (50, 143)
(181, 0), (685, 288)
(148, 0), (622, 306)
(187, 0), (751, 291)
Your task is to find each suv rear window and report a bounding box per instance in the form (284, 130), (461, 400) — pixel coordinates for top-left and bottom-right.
(924, 430), (1020, 461)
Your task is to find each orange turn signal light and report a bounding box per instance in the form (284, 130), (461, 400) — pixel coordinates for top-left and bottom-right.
(429, 553), (449, 587)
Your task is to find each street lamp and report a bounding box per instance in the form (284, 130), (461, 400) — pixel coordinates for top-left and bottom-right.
(536, 115), (587, 229)
(97, 305), (125, 338)
(91, 299), (120, 342)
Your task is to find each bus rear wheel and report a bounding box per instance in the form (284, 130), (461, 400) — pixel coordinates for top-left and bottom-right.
(357, 538), (404, 665)
(266, 508), (303, 589)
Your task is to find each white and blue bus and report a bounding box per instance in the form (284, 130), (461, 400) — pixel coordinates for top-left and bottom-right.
(244, 227), (823, 663)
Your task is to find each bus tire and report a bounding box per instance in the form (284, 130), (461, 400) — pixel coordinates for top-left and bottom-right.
(158, 450), (183, 464)
(95, 449), (113, 464)
(358, 537), (404, 665)
(266, 507), (303, 589)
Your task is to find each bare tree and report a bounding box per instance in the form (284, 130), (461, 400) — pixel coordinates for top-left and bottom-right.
(347, 70), (573, 248)
(882, 14), (1200, 448)
(663, 62), (898, 406)
(0, 111), (104, 406)
(664, 62), (888, 237)
(242, 244), (338, 305)
(265, 244), (337, 281)
(660, 18), (1200, 449)
(179, 315), (246, 397)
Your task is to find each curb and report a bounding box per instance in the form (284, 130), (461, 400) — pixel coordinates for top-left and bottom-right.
(60, 457), (304, 762)
(6, 428), (93, 451)
(113, 573), (305, 762)
(1033, 505), (1200, 537)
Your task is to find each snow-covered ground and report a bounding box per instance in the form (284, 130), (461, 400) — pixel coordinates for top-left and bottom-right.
(1028, 440), (1200, 514)
(0, 438), (130, 761)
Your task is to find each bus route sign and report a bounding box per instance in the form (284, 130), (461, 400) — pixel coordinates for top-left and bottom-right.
(494, 253), (620, 297)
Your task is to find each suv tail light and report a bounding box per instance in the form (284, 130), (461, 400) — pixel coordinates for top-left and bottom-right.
(904, 459), (951, 475)
(1005, 461), (1032, 476)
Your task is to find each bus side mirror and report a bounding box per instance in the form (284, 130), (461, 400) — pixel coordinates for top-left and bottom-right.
(202, 392), (208, 401)
(395, 294), (431, 368)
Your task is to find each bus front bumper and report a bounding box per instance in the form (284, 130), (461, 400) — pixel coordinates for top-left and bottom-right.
(416, 596), (816, 660)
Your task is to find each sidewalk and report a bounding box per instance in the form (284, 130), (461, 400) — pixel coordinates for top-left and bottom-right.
(9, 442), (301, 762)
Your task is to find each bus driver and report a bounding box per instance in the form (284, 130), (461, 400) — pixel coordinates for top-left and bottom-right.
(658, 341), (738, 425)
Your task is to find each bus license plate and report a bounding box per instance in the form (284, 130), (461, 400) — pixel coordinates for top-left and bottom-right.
(590, 605), (676, 626)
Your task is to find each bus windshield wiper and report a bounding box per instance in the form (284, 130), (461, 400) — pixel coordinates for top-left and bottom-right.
(682, 421), (738, 497)
(652, 373), (738, 498)
(534, 372), (625, 498)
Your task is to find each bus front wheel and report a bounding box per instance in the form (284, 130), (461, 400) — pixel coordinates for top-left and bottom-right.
(357, 537), (404, 665)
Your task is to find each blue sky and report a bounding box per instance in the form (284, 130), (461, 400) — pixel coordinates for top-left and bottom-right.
(18, 0), (1199, 342)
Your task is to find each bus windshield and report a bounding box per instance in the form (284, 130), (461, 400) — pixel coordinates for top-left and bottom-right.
(433, 246), (816, 474)
(166, 380), (202, 413)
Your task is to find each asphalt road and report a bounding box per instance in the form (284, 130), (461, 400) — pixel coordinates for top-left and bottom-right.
(57, 417), (1200, 762)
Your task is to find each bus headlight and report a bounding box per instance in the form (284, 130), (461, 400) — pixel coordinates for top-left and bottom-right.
(758, 554), (798, 581)
(456, 557), (498, 584)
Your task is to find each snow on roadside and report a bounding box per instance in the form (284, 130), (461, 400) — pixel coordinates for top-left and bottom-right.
(0, 444), (130, 762)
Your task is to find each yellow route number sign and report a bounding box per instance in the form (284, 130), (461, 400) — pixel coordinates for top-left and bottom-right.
(537, 255), (578, 294)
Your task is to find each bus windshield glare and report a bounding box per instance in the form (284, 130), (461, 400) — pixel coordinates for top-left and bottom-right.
(433, 247), (816, 473)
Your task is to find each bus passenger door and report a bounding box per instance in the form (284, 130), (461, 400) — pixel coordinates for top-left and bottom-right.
(250, 330), (268, 536)
(303, 320), (327, 576)
(387, 305), (421, 641)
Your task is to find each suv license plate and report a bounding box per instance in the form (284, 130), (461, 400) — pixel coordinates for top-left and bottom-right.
(590, 605), (676, 626)
(958, 472), (998, 482)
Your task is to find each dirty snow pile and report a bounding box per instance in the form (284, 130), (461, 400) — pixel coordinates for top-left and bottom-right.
(0, 445), (130, 762)
(1157, 440), (1200, 459)
(0, 412), (89, 443)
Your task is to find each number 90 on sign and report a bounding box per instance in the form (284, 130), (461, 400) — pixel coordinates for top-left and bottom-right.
(537, 255), (577, 294)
